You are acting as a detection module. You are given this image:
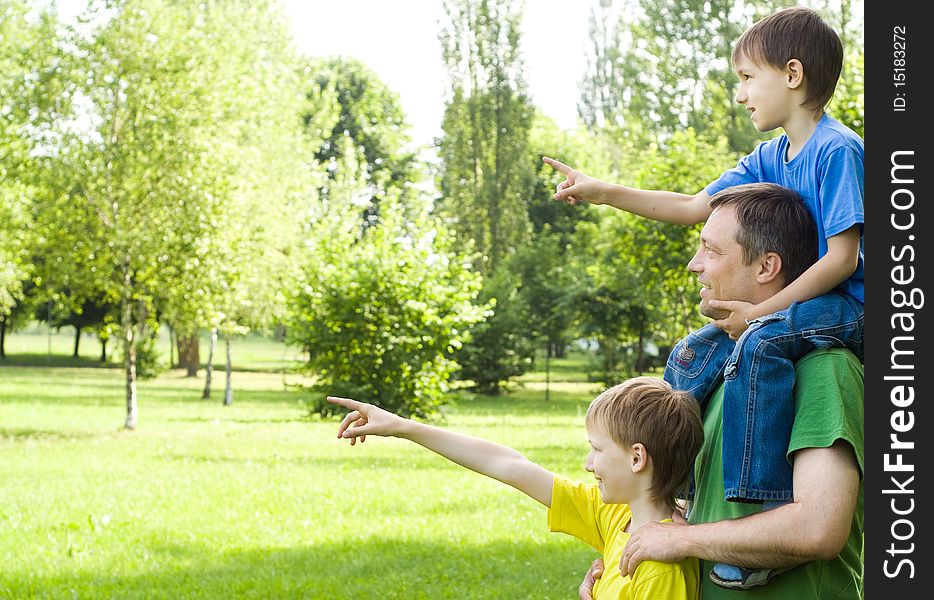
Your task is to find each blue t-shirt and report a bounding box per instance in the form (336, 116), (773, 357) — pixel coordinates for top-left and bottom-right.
(705, 114), (864, 303)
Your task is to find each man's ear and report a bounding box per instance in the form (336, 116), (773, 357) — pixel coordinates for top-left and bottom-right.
(631, 443), (649, 473)
(785, 59), (804, 89)
(757, 252), (784, 284)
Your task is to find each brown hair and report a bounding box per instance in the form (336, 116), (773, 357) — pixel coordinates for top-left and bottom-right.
(733, 6), (843, 111)
(586, 377), (703, 509)
(708, 182), (818, 286)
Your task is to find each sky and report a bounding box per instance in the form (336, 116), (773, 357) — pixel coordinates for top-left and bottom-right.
(53, 0), (596, 148)
(282, 0), (595, 148)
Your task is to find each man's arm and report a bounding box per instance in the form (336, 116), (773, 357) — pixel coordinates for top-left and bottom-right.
(543, 156), (712, 225)
(619, 440), (859, 575)
(328, 396), (555, 506)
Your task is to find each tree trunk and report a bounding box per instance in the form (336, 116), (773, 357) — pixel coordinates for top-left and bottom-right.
(555, 342), (566, 359)
(202, 328), (217, 399)
(177, 334), (200, 377)
(122, 296), (138, 430)
(73, 326), (82, 358)
(223, 334), (233, 406)
(99, 331), (108, 363)
(0, 318), (6, 359)
(636, 322), (646, 374)
(544, 342), (551, 404)
(125, 333), (138, 430)
(169, 326), (176, 368)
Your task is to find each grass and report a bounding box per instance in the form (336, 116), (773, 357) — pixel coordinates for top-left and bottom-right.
(2, 322), (305, 372)
(0, 333), (608, 599)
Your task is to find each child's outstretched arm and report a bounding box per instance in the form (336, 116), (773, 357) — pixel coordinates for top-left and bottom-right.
(542, 156), (712, 226)
(710, 225), (862, 338)
(327, 396), (555, 507)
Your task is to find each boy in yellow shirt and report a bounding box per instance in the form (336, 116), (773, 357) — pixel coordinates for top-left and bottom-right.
(328, 377), (703, 599)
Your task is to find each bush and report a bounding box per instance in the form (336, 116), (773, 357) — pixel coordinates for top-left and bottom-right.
(288, 199), (487, 419)
(455, 269), (535, 394)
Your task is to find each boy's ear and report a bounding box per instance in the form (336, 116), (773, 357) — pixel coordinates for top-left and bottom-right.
(785, 59), (804, 89)
(756, 252), (783, 284)
(631, 443), (649, 473)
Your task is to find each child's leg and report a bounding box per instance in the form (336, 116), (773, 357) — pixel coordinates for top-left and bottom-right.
(720, 292), (863, 502)
(663, 322), (734, 405)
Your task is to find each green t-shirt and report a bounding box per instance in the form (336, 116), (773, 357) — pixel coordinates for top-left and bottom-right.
(689, 348), (864, 599)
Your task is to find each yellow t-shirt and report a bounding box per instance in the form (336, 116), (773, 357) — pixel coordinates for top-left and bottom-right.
(547, 477), (700, 600)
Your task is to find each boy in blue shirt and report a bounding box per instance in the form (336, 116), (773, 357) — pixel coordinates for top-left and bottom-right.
(543, 6), (862, 590)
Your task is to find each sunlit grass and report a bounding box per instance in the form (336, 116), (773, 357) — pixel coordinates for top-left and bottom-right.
(0, 350), (607, 598)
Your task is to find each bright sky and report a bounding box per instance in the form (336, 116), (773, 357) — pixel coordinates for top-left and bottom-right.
(55, 0), (595, 148)
(283, 0), (594, 148)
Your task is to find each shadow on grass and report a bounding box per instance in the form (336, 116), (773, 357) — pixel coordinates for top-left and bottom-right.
(0, 354), (116, 369)
(3, 537), (594, 599)
(0, 428), (105, 442)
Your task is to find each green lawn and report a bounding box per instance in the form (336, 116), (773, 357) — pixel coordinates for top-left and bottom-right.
(2, 322), (306, 372)
(0, 342), (608, 599)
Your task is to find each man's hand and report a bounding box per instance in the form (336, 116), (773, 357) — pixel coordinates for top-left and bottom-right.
(328, 396), (405, 445)
(709, 299), (761, 340)
(543, 156), (607, 206)
(579, 558), (604, 600)
(619, 511), (690, 577)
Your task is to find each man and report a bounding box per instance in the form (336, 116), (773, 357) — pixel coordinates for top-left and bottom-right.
(581, 183), (863, 599)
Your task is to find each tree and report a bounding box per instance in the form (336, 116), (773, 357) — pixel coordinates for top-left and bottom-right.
(0, 1), (59, 320)
(303, 57), (419, 224)
(435, 0), (544, 391)
(437, 0), (536, 273)
(578, 0), (793, 152)
(37, 0), (308, 428)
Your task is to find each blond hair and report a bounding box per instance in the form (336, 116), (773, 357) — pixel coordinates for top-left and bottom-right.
(586, 377), (703, 508)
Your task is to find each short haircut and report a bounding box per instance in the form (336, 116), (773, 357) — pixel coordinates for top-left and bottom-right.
(586, 377), (703, 509)
(732, 6), (843, 111)
(709, 183), (818, 286)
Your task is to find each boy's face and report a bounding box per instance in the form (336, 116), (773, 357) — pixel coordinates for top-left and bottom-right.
(733, 53), (796, 132)
(584, 421), (636, 504)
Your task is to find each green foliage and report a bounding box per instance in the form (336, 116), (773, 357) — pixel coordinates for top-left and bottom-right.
(303, 56), (418, 209)
(289, 197), (486, 419)
(0, 1), (58, 315)
(828, 45), (864, 138)
(579, 0), (790, 151)
(455, 268), (535, 394)
(437, 0), (537, 274)
(130, 329), (167, 380)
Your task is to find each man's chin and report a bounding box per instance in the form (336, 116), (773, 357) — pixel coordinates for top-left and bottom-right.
(699, 303), (731, 321)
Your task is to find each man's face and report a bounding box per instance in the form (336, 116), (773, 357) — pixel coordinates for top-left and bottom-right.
(733, 53), (795, 132)
(688, 205), (762, 320)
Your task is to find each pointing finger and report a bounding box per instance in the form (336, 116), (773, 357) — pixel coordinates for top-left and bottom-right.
(327, 396), (365, 411)
(542, 156), (573, 174)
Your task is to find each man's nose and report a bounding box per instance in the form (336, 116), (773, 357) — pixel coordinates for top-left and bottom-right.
(688, 248), (704, 272)
(584, 452), (594, 472)
(735, 86), (746, 104)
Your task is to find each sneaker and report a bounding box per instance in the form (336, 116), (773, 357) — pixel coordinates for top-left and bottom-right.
(708, 564), (793, 590)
